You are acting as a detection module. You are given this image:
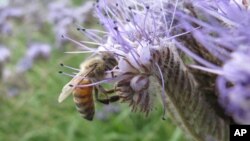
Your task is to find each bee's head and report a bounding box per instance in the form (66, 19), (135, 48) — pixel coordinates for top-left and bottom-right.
(79, 52), (117, 80)
(99, 52), (118, 71)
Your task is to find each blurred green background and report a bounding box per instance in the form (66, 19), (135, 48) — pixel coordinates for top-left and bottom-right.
(0, 0), (186, 141)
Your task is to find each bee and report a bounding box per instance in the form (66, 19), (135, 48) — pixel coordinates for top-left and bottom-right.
(58, 52), (120, 120)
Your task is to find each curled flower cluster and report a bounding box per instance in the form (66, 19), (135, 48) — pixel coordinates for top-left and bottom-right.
(74, 0), (186, 115)
(62, 0), (232, 141)
(175, 0), (250, 124)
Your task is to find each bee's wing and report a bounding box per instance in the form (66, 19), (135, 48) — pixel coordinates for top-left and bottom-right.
(58, 65), (93, 103)
(58, 81), (74, 103)
(58, 73), (82, 103)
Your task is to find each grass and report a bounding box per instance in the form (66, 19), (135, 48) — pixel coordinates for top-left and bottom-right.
(0, 2), (187, 140)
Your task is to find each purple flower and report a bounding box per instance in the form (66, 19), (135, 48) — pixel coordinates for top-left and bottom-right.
(48, 1), (95, 47)
(0, 45), (11, 63)
(60, 1), (232, 140)
(16, 56), (34, 74)
(15, 43), (51, 74)
(26, 43), (51, 60)
(176, 0), (250, 124)
(0, 6), (23, 35)
(218, 47), (250, 124)
(47, 1), (72, 24)
(61, 0), (186, 115)
(72, 1), (94, 23)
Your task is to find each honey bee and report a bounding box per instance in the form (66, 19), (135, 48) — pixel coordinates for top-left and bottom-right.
(58, 52), (119, 120)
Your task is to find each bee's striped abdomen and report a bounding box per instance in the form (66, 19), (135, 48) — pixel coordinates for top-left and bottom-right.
(73, 79), (95, 121)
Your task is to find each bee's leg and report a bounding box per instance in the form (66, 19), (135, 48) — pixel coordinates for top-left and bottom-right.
(107, 95), (120, 103)
(101, 88), (116, 94)
(95, 87), (108, 104)
(97, 95), (120, 104)
(99, 85), (120, 103)
(97, 85), (115, 96)
(95, 86), (120, 104)
(95, 87), (110, 104)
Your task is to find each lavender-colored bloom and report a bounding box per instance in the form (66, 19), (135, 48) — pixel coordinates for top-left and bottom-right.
(16, 57), (34, 74)
(218, 47), (250, 124)
(47, 1), (72, 25)
(81, 0), (177, 114)
(72, 1), (94, 23)
(176, 0), (250, 124)
(0, 21), (12, 35)
(61, 0), (230, 140)
(26, 43), (51, 60)
(0, 6), (23, 21)
(3, 7), (24, 18)
(0, 6), (23, 35)
(47, 1), (74, 47)
(0, 45), (11, 63)
(48, 1), (95, 47)
(16, 43), (51, 74)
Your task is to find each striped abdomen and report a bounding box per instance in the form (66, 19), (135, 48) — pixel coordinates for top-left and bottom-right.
(73, 79), (95, 121)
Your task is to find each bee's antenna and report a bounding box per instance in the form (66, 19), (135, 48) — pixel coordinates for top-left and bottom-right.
(60, 63), (80, 72)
